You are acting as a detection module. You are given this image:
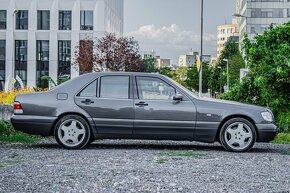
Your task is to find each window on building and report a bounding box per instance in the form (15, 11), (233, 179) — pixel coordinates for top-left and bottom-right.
(15, 40), (28, 86)
(37, 11), (50, 30)
(0, 40), (5, 90)
(59, 11), (72, 30)
(251, 8), (284, 18)
(36, 40), (49, 88)
(136, 77), (176, 100)
(16, 10), (28, 30)
(80, 11), (93, 30)
(100, 76), (130, 99)
(58, 40), (71, 80)
(0, 10), (7, 30)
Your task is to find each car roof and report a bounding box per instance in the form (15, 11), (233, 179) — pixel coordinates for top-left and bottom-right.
(82, 72), (165, 78)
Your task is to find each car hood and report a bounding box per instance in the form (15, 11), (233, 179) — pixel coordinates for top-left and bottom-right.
(198, 97), (267, 111)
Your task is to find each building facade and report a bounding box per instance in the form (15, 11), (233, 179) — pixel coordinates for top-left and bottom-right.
(178, 51), (199, 67)
(217, 21), (239, 58)
(0, 0), (124, 89)
(155, 56), (171, 69)
(236, 0), (290, 41)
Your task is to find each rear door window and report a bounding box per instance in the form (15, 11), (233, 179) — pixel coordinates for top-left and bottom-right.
(100, 76), (130, 99)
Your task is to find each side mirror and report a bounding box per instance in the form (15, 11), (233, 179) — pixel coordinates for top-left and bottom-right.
(173, 94), (183, 101)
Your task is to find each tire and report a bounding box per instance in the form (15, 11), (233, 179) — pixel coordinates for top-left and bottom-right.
(219, 118), (256, 152)
(54, 115), (91, 149)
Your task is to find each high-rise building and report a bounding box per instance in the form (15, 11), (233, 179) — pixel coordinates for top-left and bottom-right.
(217, 20), (239, 58)
(236, 0), (290, 42)
(0, 0), (123, 89)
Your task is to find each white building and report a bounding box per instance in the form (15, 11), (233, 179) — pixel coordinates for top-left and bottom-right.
(179, 51), (198, 67)
(155, 56), (171, 69)
(217, 20), (239, 58)
(140, 50), (156, 60)
(0, 0), (124, 89)
(236, 0), (290, 41)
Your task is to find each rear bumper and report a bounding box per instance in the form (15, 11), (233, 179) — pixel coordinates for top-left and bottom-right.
(11, 115), (56, 136)
(256, 123), (279, 142)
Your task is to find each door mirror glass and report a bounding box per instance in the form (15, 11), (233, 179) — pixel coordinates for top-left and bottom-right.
(173, 94), (183, 101)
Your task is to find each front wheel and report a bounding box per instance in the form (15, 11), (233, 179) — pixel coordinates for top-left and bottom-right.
(219, 118), (256, 152)
(54, 115), (91, 149)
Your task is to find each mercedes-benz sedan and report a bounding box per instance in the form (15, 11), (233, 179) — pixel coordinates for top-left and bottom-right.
(11, 72), (278, 152)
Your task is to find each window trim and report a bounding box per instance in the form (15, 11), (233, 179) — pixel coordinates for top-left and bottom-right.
(135, 76), (177, 101)
(76, 78), (98, 98)
(98, 75), (131, 100)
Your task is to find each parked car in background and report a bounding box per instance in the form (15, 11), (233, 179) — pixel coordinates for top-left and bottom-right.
(11, 72), (278, 152)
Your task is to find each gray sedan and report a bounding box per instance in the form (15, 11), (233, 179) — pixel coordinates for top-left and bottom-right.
(11, 72), (278, 152)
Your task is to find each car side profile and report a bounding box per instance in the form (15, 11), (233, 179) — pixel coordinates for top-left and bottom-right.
(11, 72), (278, 152)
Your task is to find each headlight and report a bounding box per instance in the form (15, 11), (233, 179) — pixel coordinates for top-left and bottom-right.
(261, 112), (273, 122)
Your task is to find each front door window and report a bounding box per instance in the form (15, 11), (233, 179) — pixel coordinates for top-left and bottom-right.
(136, 76), (175, 100)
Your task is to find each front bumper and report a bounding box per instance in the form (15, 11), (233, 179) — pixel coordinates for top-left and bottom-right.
(11, 115), (56, 136)
(256, 123), (279, 142)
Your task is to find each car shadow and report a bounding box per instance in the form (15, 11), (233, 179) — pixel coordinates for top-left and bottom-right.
(27, 140), (285, 154)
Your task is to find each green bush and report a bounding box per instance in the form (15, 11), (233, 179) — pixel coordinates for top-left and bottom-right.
(0, 121), (15, 136)
(272, 133), (290, 144)
(0, 120), (40, 143)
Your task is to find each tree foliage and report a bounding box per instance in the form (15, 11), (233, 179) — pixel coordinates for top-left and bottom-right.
(74, 33), (146, 73)
(221, 22), (290, 130)
(209, 39), (245, 95)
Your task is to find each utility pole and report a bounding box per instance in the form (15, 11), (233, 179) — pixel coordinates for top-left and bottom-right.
(199, 0), (204, 97)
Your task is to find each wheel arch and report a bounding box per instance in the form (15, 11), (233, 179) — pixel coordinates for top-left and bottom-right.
(50, 112), (92, 136)
(215, 114), (259, 142)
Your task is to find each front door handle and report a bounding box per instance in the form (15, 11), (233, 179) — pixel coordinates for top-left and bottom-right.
(81, 99), (94, 105)
(135, 102), (148, 107)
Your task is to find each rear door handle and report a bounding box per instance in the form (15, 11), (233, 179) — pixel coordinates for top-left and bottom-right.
(135, 102), (148, 107)
(81, 99), (94, 105)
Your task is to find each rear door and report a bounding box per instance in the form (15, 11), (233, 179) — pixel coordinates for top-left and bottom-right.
(75, 75), (134, 135)
(133, 75), (196, 140)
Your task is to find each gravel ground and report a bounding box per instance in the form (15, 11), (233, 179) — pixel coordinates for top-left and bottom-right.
(0, 139), (290, 193)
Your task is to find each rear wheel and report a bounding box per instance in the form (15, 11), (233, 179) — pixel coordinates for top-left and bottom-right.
(220, 118), (256, 152)
(54, 115), (91, 149)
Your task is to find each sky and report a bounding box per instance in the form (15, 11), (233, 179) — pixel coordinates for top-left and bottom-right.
(124, 0), (236, 64)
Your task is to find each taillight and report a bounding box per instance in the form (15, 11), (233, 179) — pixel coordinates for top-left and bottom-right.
(13, 102), (23, 114)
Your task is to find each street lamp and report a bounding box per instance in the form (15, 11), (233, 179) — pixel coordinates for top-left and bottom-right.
(217, 66), (222, 94)
(199, 0), (204, 97)
(233, 13), (248, 36)
(223, 59), (229, 92)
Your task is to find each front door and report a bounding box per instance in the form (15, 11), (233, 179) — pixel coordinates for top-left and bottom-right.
(75, 75), (134, 135)
(134, 76), (196, 140)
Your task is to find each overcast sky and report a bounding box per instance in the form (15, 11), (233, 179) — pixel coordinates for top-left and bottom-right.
(124, 0), (236, 64)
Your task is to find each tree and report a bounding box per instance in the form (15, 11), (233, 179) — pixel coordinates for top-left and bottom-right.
(221, 21), (290, 130)
(74, 33), (146, 73)
(143, 57), (155, 73)
(209, 39), (245, 95)
(74, 40), (94, 75)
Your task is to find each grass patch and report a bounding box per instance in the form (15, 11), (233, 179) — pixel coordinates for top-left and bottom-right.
(156, 158), (168, 164)
(0, 120), (41, 144)
(160, 152), (206, 157)
(272, 133), (290, 144)
(0, 133), (40, 143)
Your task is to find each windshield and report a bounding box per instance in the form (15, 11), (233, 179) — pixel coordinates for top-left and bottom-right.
(166, 76), (199, 98)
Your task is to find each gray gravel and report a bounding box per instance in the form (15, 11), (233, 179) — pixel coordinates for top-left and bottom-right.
(0, 139), (290, 193)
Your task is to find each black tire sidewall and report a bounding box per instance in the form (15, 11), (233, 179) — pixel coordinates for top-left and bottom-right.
(54, 115), (91, 149)
(220, 118), (256, 152)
